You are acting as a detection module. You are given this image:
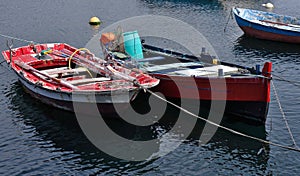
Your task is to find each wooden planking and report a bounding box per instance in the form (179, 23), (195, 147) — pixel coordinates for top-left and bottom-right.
(40, 67), (68, 73)
(173, 65), (239, 76)
(41, 67), (88, 75)
(67, 77), (111, 85)
(144, 62), (203, 72)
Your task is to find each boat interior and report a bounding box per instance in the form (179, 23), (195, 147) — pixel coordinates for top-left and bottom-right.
(4, 44), (144, 91)
(140, 50), (247, 77)
(237, 8), (300, 26)
(100, 30), (254, 78)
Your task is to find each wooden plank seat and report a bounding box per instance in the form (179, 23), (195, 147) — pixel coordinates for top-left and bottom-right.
(144, 62), (203, 72)
(40, 67), (68, 73)
(40, 67), (88, 78)
(66, 77), (111, 85)
(41, 67), (88, 75)
(172, 65), (239, 76)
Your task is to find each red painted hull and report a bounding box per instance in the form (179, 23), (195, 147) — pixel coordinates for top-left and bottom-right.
(151, 74), (270, 102)
(101, 36), (272, 123)
(241, 26), (300, 44)
(23, 82), (130, 117)
(150, 74), (271, 123)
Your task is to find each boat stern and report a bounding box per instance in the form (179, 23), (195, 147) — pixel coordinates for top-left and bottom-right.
(262, 62), (272, 103)
(262, 62), (272, 78)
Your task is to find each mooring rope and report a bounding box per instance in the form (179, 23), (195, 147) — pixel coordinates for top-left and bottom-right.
(271, 81), (299, 148)
(222, 11), (300, 151)
(1, 32), (299, 152)
(224, 8), (233, 32)
(272, 73), (300, 88)
(0, 33), (36, 44)
(271, 74), (300, 145)
(143, 87), (300, 152)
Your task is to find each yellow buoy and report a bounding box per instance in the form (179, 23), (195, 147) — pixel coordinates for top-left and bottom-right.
(89, 16), (101, 25)
(262, 3), (274, 9)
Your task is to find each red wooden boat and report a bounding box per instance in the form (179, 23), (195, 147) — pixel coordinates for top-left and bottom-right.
(2, 43), (159, 115)
(100, 31), (272, 124)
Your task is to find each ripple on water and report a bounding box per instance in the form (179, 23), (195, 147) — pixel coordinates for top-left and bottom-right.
(0, 0), (300, 175)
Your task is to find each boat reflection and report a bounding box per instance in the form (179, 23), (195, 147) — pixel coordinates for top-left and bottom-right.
(233, 35), (300, 65)
(8, 81), (269, 173)
(139, 0), (224, 9)
(234, 35), (300, 56)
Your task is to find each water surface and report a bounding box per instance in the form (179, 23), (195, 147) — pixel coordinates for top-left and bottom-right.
(0, 0), (300, 175)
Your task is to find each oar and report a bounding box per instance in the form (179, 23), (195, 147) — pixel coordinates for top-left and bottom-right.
(53, 49), (141, 86)
(134, 56), (165, 62)
(14, 60), (79, 90)
(106, 65), (137, 83)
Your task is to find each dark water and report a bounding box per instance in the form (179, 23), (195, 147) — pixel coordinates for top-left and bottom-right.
(1, 0), (300, 175)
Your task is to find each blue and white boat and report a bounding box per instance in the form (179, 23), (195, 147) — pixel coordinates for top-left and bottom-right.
(232, 7), (300, 43)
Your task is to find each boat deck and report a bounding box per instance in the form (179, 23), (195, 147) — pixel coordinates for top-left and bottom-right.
(138, 49), (246, 77)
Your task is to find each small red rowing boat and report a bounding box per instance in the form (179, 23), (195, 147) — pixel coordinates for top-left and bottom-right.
(2, 43), (159, 115)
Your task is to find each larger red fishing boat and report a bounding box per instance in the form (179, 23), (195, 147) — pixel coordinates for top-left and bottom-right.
(100, 30), (272, 124)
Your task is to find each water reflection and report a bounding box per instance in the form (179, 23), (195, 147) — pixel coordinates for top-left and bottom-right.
(140, 0), (270, 12)
(141, 0), (223, 7)
(7, 81), (270, 174)
(233, 35), (300, 65)
(234, 35), (300, 55)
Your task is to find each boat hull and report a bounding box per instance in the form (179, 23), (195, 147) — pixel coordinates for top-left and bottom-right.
(233, 8), (300, 43)
(239, 25), (300, 43)
(150, 74), (271, 124)
(17, 73), (138, 116)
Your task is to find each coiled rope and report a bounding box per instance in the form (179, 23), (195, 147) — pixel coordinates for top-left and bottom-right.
(68, 48), (94, 78)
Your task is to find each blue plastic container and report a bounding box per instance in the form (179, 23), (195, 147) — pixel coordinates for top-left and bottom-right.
(123, 31), (144, 59)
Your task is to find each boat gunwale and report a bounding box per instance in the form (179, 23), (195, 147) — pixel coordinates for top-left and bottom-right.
(232, 7), (300, 33)
(141, 44), (271, 80)
(16, 69), (138, 95)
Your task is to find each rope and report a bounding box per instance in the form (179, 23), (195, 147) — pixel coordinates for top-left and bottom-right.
(142, 86), (300, 152)
(272, 73), (300, 88)
(224, 8), (233, 32)
(2, 32), (299, 152)
(0, 33), (36, 44)
(110, 53), (300, 152)
(68, 48), (94, 78)
(223, 14), (299, 143)
(223, 8), (243, 42)
(271, 81), (299, 148)
(68, 48), (89, 69)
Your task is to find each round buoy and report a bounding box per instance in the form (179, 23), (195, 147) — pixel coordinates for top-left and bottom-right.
(262, 3), (274, 9)
(89, 17), (101, 25)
